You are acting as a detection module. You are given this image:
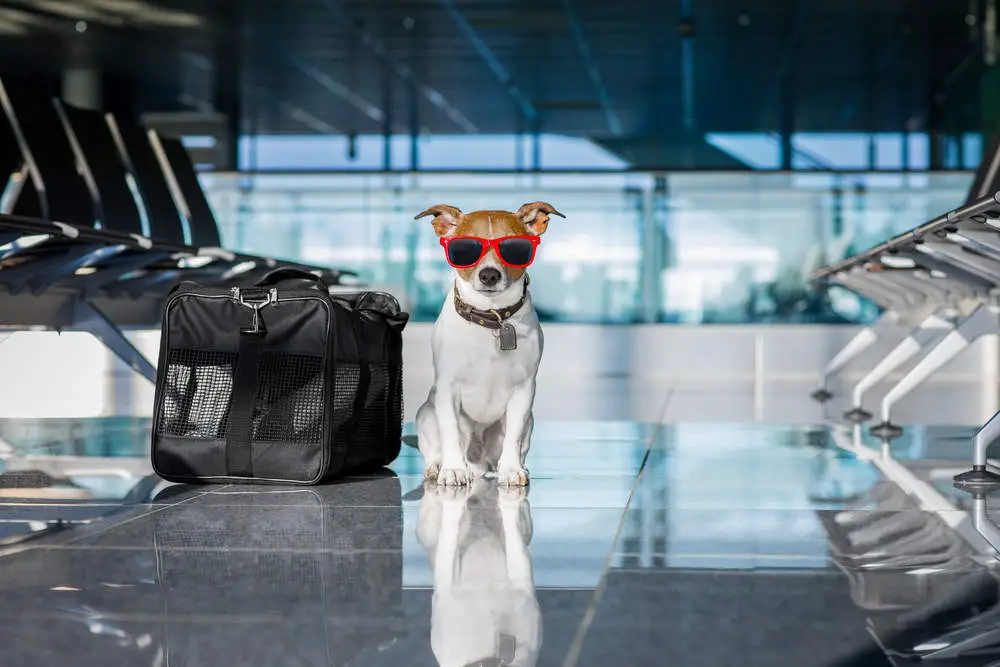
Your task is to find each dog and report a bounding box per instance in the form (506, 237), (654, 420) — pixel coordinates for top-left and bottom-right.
(413, 202), (563, 487)
(417, 480), (541, 667)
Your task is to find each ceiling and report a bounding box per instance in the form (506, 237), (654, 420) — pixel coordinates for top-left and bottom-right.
(0, 0), (987, 156)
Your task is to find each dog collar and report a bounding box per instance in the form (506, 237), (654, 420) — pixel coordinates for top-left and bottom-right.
(453, 275), (530, 330)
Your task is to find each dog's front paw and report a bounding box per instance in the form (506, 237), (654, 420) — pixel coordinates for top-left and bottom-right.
(437, 466), (472, 487)
(497, 484), (529, 506)
(423, 462), (441, 481)
(497, 465), (530, 487)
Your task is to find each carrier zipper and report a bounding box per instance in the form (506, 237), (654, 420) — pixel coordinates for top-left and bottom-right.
(167, 288), (326, 312)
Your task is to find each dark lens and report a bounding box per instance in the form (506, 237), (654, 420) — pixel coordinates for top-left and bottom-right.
(498, 238), (535, 266)
(447, 238), (484, 267)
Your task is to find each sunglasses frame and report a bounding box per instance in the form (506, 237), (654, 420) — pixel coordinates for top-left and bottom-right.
(439, 235), (541, 268)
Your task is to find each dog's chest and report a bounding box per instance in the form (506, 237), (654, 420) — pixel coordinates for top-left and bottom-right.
(436, 308), (541, 416)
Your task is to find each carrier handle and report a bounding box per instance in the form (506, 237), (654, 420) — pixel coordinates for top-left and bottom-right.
(254, 268), (330, 291)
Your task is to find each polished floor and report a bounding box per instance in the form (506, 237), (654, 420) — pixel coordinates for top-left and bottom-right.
(1, 415), (999, 667)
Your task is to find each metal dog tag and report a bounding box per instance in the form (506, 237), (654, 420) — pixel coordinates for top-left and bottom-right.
(497, 322), (517, 351)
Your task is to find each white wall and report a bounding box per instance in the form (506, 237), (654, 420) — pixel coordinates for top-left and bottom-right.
(0, 325), (994, 425)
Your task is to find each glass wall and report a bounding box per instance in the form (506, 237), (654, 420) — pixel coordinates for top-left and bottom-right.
(200, 170), (973, 324)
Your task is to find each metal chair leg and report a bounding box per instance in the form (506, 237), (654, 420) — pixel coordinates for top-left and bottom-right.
(844, 313), (954, 423)
(812, 311), (900, 403)
(954, 410), (1000, 488)
(71, 300), (156, 383)
(871, 303), (1000, 438)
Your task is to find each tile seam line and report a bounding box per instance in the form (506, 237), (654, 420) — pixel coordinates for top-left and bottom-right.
(0, 484), (235, 556)
(561, 387), (675, 667)
(60, 486), (232, 546)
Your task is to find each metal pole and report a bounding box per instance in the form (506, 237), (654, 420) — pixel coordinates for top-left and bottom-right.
(382, 60), (393, 171)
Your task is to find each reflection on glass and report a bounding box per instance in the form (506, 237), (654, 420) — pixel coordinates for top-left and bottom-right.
(969, 492), (1000, 555)
(418, 479), (541, 667)
(202, 171), (973, 325)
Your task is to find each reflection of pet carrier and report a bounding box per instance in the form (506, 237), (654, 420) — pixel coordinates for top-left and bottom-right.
(151, 477), (406, 666)
(0, 475), (406, 666)
(151, 269), (408, 484)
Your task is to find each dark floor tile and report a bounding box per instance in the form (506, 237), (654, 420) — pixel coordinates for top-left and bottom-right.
(0, 613), (409, 667)
(574, 569), (892, 667)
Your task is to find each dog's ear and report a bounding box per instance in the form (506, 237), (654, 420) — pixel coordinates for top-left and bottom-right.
(415, 204), (463, 237)
(515, 201), (565, 236)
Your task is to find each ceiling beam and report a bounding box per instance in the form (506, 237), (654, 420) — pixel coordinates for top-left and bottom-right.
(836, 31), (908, 128)
(561, 0), (620, 135)
(439, 0), (537, 122)
(233, 22), (398, 134)
(281, 51), (385, 125)
(181, 51), (343, 136)
(314, 0), (477, 133)
(757, 0), (811, 129)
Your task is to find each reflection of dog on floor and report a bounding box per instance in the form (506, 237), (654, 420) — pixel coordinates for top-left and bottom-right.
(417, 479), (541, 667)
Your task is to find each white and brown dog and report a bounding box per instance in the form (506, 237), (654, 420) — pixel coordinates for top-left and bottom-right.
(413, 202), (563, 487)
(417, 480), (541, 667)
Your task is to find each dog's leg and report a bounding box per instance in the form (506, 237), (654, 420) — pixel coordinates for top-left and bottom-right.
(497, 381), (535, 487)
(416, 483), (442, 564)
(435, 389), (472, 486)
(519, 412), (534, 466)
(498, 488), (534, 589)
(433, 485), (468, 593)
(498, 486), (543, 665)
(416, 397), (442, 480)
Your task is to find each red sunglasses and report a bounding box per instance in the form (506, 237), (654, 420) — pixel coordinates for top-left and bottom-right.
(440, 235), (541, 268)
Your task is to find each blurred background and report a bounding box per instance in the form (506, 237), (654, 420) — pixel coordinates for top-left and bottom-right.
(1, 0), (988, 323)
(0, 0), (997, 424)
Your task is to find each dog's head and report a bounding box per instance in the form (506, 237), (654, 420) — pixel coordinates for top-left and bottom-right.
(415, 202), (564, 295)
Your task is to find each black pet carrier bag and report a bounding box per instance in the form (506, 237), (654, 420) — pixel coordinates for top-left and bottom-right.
(151, 268), (407, 484)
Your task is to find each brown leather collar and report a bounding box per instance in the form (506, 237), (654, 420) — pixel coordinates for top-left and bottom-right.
(453, 276), (530, 330)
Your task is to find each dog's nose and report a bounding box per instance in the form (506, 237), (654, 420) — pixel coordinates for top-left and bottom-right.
(478, 267), (502, 287)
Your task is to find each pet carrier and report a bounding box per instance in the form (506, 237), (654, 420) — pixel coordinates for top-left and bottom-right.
(151, 268), (407, 484)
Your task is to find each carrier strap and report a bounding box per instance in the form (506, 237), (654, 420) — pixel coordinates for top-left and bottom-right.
(226, 330), (266, 477)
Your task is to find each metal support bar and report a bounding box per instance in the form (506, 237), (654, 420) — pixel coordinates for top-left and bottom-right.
(901, 250), (997, 293)
(879, 271), (950, 301)
(106, 269), (183, 298)
(953, 228), (1000, 257)
(71, 300), (156, 383)
(973, 410), (1000, 471)
(845, 312), (955, 421)
(639, 179), (662, 323)
(907, 601), (1000, 660)
(876, 303), (1000, 426)
(440, 0), (537, 121)
(920, 242), (1000, 282)
(837, 272), (914, 311)
(316, 0), (476, 133)
(911, 271), (982, 300)
(0, 244), (116, 295)
(813, 310), (902, 401)
(58, 251), (174, 297)
(562, 0), (621, 135)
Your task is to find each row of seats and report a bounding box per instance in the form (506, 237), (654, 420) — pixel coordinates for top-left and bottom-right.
(812, 143), (1000, 662)
(0, 78), (356, 382)
(811, 140), (1000, 484)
